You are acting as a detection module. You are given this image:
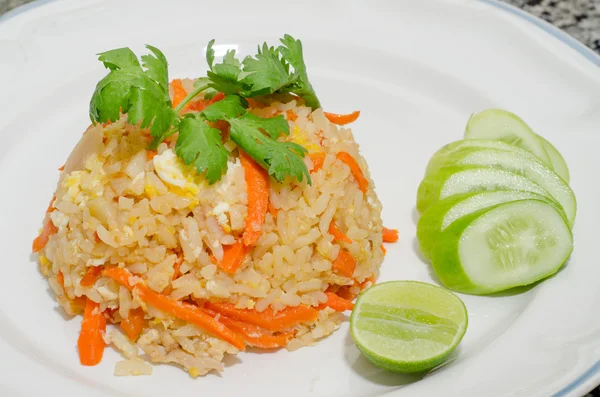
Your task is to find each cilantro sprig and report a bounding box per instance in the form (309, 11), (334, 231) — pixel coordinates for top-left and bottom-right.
(89, 35), (319, 185)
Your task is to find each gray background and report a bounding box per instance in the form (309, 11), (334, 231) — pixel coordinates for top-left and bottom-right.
(0, 0), (599, 396)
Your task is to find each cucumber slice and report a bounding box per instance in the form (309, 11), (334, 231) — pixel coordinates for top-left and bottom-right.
(432, 199), (573, 295)
(425, 139), (532, 176)
(416, 165), (554, 214)
(538, 135), (570, 183)
(417, 190), (560, 261)
(425, 149), (576, 226)
(464, 109), (552, 166)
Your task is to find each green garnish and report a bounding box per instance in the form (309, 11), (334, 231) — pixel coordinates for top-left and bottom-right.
(89, 35), (319, 185)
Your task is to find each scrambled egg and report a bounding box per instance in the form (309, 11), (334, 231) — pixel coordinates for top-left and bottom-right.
(152, 149), (203, 198)
(289, 125), (321, 152)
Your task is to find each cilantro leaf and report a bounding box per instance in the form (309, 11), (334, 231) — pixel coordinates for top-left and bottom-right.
(207, 63), (244, 94)
(223, 49), (241, 67)
(175, 117), (230, 184)
(97, 48), (140, 70)
(89, 45), (176, 143)
(241, 43), (293, 96)
(229, 113), (310, 184)
(278, 34), (321, 109)
(200, 95), (247, 122)
(206, 39), (215, 69)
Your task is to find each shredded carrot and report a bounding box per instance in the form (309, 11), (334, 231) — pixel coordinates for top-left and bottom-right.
(209, 92), (225, 105)
(332, 249), (356, 278)
(268, 202), (279, 217)
(186, 100), (208, 112)
(78, 298), (106, 366)
(57, 271), (65, 291)
(240, 152), (269, 247)
(219, 241), (247, 274)
(335, 286), (357, 301)
(329, 221), (352, 244)
(382, 227), (399, 243)
(58, 164), (65, 171)
(309, 152), (326, 174)
(80, 266), (102, 287)
(246, 98), (264, 109)
(102, 267), (245, 350)
(336, 152), (369, 193)
(285, 109), (298, 121)
(146, 150), (157, 161)
(381, 244), (387, 255)
(320, 292), (354, 312)
(324, 110), (360, 125)
(205, 302), (319, 332)
(120, 308), (147, 341)
(93, 231), (101, 243)
(204, 309), (295, 349)
(32, 217), (58, 253)
(171, 79), (187, 110)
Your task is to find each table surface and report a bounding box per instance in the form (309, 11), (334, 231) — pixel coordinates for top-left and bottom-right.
(0, 0), (599, 396)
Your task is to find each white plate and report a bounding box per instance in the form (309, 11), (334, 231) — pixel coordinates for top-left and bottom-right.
(1, 0), (599, 396)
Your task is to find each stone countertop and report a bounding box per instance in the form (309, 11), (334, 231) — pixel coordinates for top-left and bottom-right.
(0, 0), (599, 396)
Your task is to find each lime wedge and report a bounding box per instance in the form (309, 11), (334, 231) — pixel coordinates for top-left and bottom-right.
(350, 281), (468, 373)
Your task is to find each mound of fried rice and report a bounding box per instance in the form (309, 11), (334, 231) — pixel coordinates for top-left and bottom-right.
(34, 79), (385, 377)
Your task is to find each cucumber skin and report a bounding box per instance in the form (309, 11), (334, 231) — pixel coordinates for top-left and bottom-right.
(431, 200), (573, 295)
(416, 165), (556, 214)
(425, 139), (534, 176)
(539, 136), (570, 183)
(465, 109), (552, 166)
(417, 192), (480, 261)
(416, 191), (565, 262)
(424, 148), (576, 227)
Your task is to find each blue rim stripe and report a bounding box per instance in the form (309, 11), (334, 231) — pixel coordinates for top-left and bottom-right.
(0, 0), (599, 396)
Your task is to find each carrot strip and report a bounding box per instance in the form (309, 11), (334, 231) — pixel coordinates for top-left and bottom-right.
(32, 196), (58, 253)
(186, 100), (208, 112)
(285, 109), (298, 121)
(172, 256), (183, 280)
(240, 152), (269, 247)
(120, 308), (147, 341)
(171, 79), (187, 109)
(205, 302), (319, 332)
(324, 110), (360, 125)
(382, 227), (399, 243)
(102, 267), (245, 350)
(332, 249), (356, 278)
(309, 152), (326, 174)
(146, 150), (157, 161)
(80, 266), (102, 287)
(58, 164), (65, 171)
(78, 298), (106, 366)
(57, 271), (65, 291)
(209, 92), (225, 105)
(335, 286), (357, 301)
(246, 98), (264, 109)
(219, 241), (247, 274)
(381, 244), (387, 255)
(32, 217), (58, 253)
(320, 292), (354, 312)
(336, 152), (369, 193)
(329, 221), (352, 244)
(204, 309), (295, 349)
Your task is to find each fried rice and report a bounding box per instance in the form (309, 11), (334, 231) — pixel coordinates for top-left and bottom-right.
(33, 80), (385, 377)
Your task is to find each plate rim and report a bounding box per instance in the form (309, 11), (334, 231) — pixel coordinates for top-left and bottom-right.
(0, 0), (599, 396)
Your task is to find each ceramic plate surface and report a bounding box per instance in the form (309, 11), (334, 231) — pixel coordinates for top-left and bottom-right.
(0, 1), (599, 396)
